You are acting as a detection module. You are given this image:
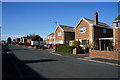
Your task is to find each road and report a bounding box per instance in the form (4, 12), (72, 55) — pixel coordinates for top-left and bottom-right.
(2, 45), (120, 80)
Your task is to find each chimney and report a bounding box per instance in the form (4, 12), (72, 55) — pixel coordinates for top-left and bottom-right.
(94, 12), (98, 25)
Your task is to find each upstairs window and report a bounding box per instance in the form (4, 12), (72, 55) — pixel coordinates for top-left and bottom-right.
(116, 22), (120, 28)
(102, 28), (106, 33)
(58, 32), (61, 36)
(50, 36), (52, 39)
(116, 22), (119, 27)
(80, 27), (86, 33)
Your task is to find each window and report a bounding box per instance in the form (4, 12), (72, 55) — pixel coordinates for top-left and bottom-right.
(56, 40), (63, 44)
(80, 27), (86, 33)
(116, 22), (120, 28)
(58, 32), (61, 36)
(66, 40), (68, 43)
(82, 39), (89, 45)
(102, 28), (106, 33)
(50, 36), (52, 39)
(69, 41), (73, 46)
(116, 22), (119, 27)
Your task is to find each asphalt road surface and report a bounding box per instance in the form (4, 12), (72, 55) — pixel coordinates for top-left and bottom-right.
(2, 45), (120, 80)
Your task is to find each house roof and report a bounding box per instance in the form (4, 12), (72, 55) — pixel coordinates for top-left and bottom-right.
(75, 17), (112, 29)
(113, 15), (120, 22)
(48, 33), (54, 36)
(114, 15), (120, 20)
(58, 25), (75, 32)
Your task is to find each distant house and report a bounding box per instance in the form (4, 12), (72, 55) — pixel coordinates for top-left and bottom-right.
(0, 40), (6, 43)
(113, 15), (120, 51)
(21, 35), (43, 44)
(55, 25), (75, 46)
(74, 12), (113, 50)
(15, 38), (21, 43)
(47, 33), (55, 45)
(20, 36), (29, 43)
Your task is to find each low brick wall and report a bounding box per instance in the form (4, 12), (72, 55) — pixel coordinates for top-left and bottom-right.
(90, 50), (120, 60)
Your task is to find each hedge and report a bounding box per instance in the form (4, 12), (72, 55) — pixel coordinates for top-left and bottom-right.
(56, 45), (73, 53)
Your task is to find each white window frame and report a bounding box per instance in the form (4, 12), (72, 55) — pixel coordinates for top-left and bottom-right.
(80, 27), (86, 33)
(115, 22), (120, 28)
(50, 36), (52, 39)
(58, 32), (62, 36)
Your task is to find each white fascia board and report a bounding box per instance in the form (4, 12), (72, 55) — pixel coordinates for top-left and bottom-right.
(55, 25), (64, 33)
(58, 25), (64, 31)
(74, 17), (93, 29)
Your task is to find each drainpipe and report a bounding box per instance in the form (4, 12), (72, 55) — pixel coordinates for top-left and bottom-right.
(99, 39), (101, 51)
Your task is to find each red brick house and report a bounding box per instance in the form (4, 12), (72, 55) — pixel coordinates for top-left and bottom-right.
(47, 33), (55, 44)
(55, 25), (75, 46)
(21, 35), (43, 44)
(89, 15), (120, 60)
(113, 15), (120, 51)
(74, 12), (113, 50)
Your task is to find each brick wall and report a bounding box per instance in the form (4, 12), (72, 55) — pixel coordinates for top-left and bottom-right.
(55, 27), (64, 44)
(114, 28), (120, 51)
(75, 20), (90, 40)
(90, 50), (120, 60)
(47, 34), (55, 44)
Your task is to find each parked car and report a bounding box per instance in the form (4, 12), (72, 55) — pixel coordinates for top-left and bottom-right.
(16, 44), (19, 45)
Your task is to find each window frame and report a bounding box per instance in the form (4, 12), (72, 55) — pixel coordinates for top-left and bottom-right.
(79, 27), (86, 33)
(102, 28), (107, 33)
(115, 22), (120, 28)
(58, 32), (62, 36)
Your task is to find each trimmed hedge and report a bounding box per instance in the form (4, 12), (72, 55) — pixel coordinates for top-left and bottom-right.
(56, 45), (73, 53)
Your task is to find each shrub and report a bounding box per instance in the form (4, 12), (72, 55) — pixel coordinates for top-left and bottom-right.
(38, 46), (50, 49)
(77, 46), (84, 54)
(19, 43), (25, 45)
(25, 42), (30, 46)
(56, 45), (73, 53)
(72, 40), (81, 48)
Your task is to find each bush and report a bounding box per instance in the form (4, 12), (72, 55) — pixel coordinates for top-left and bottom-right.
(38, 46), (50, 49)
(77, 46), (84, 54)
(25, 42), (30, 46)
(72, 40), (81, 48)
(19, 43), (25, 45)
(56, 45), (73, 53)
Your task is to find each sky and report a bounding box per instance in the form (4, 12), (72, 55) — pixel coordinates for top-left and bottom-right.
(2, 2), (118, 40)
(2, 0), (120, 2)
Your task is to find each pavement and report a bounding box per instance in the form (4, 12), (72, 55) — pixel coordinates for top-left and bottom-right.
(43, 49), (120, 66)
(2, 45), (120, 79)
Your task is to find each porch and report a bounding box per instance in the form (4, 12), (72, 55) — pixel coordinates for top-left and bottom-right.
(99, 37), (114, 51)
